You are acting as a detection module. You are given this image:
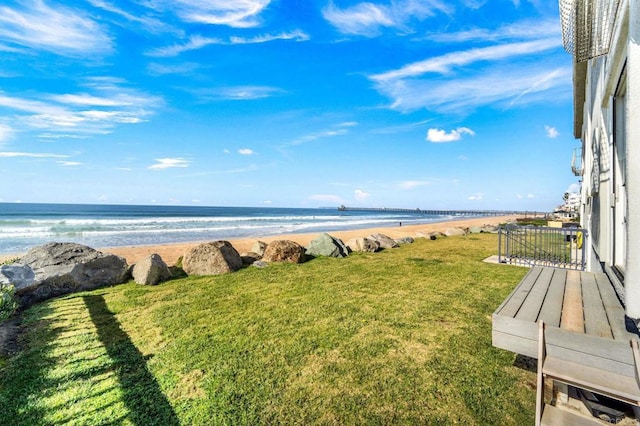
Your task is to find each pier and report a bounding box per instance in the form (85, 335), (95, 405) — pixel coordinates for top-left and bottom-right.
(337, 206), (545, 217)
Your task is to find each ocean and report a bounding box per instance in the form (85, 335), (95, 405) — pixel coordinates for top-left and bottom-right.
(0, 203), (469, 255)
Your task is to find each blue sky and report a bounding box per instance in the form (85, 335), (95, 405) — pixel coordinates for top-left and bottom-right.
(0, 0), (580, 210)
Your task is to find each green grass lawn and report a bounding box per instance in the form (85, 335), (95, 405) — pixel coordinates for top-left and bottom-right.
(0, 234), (534, 425)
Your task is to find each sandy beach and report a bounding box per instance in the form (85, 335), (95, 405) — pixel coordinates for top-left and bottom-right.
(97, 215), (520, 266)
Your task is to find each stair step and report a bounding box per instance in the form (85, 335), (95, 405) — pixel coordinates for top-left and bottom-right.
(543, 356), (640, 405)
(541, 404), (603, 426)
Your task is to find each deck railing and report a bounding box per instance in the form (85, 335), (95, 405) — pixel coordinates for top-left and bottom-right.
(498, 225), (587, 270)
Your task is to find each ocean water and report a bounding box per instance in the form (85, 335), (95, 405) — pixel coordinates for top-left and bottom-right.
(0, 203), (465, 255)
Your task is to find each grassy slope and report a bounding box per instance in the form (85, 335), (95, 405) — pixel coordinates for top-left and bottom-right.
(0, 234), (534, 425)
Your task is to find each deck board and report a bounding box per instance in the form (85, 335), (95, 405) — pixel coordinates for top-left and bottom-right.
(497, 267), (543, 318)
(581, 272), (614, 339)
(561, 270), (584, 333)
(538, 269), (566, 327)
(516, 268), (554, 322)
(595, 273), (628, 340)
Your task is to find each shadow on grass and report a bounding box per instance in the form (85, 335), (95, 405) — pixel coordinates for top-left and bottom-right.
(83, 295), (180, 426)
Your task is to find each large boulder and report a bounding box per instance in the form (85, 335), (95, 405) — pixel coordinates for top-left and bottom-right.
(132, 254), (171, 285)
(251, 241), (268, 257)
(395, 236), (414, 245)
(0, 242), (129, 308)
(240, 252), (262, 266)
(262, 240), (306, 263)
(182, 241), (243, 275)
(444, 227), (466, 237)
(369, 233), (399, 249)
(305, 233), (349, 258)
(345, 237), (379, 253)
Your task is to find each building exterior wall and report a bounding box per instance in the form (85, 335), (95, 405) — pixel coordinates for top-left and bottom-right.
(577, 0), (638, 317)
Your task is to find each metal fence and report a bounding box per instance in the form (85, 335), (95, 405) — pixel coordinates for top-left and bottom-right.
(498, 225), (587, 270)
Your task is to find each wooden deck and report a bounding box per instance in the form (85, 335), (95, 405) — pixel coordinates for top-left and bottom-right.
(493, 266), (640, 401)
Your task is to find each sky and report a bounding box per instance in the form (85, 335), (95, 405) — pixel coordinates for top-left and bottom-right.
(0, 0), (581, 211)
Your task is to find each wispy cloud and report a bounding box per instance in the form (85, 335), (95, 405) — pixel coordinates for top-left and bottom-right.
(169, 0), (271, 27)
(545, 125), (559, 138)
(147, 62), (201, 76)
(323, 0), (450, 37)
(0, 78), (162, 136)
(194, 86), (284, 101)
(148, 31), (308, 57)
(238, 148), (255, 155)
(0, 151), (68, 158)
(517, 193), (536, 199)
(230, 30), (310, 44)
(400, 180), (431, 189)
(468, 192), (483, 200)
(427, 18), (560, 43)
(370, 39), (559, 82)
(426, 127), (474, 143)
(369, 36), (567, 113)
(148, 158), (190, 170)
(57, 160), (82, 167)
(288, 122), (357, 146)
(0, 0), (112, 56)
(87, 0), (179, 35)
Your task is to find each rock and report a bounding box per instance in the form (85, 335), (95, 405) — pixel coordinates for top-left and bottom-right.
(262, 240), (306, 263)
(182, 241), (243, 275)
(240, 252), (262, 266)
(252, 260), (268, 268)
(395, 236), (414, 245)
(481, 225), (499, 233)
(0, 242), (129, 308)
(252, 241), (268, 257)
(369, 233), (399, 249)
(305, 233), (349, 258)
(345, 237), (380, 253)
(132, 254), (171, 285)
(444, 227), (466, 237)
(468, 226), (483, 234)
(428, 232), (444, 240)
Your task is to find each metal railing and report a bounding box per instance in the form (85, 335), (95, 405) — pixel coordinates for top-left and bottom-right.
(498, 225), (587, 270)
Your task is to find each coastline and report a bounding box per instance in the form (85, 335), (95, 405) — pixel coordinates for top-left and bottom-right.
(103, 214), (520, 266)
(0, 215), (519, 266)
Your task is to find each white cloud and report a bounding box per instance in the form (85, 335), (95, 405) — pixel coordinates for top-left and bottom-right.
(516, 193), (536, 199)
(169, 0), (271, 27)
(148, 31), (308, 57)
(238, 148), (255, 155)
(370, 39), (559, 82)
(400, 180), (431, 189)
(566, 183), (580, 193)
(322, 0), (450, 37)
(427, 18), (560, 43)
(87, 0), (178, 35)
(57, 161), (82, 167)
(426, 127), (474, 143)
(148, 158), (190, 169)
(147, 62), (200, 76)
(147, 35), (222, 57)
(198, 86), (284, 101)
(0, 151), (68, 158)
(309, 194), (344, 204)
(0, 78), (162, 136)
(545, 125), (559, 138)
(0, 0), (112, 56)
(288, 122), (356, 146)
(223, 149), (231, 154)
(230, 30), (309, 44)
(354, 189), (370, 200)
(468, 193), (483, 200)
(369, 38), (567, 113)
